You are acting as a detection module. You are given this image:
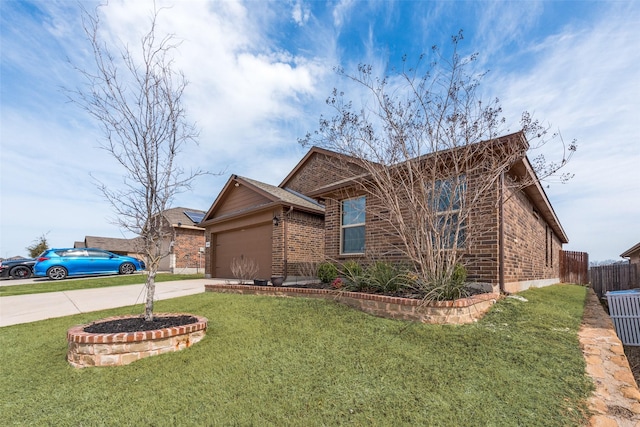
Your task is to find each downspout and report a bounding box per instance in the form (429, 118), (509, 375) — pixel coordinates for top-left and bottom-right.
(499, 172), (505, 293)
(283, 206), (294, 280)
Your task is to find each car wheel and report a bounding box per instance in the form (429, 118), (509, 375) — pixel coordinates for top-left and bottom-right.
(119, 262), (135, 275)
(11, 266), (32, 279)
(47, 266), (67, 280)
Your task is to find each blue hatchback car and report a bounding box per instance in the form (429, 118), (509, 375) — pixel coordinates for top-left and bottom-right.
(34, 248), (146, 280)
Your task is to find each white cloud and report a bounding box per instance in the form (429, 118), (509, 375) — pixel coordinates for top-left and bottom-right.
(2, 0), (637, 262)
(332, 0), (355, 29)
(486, 4), (640, 260)
(292, 0), (310, 26)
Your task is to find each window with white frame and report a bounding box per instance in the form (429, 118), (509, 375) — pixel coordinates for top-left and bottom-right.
(341, 196), (366, 254)
(432, 175), (466, 249)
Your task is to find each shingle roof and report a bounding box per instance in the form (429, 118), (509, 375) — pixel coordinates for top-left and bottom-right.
(161, 207), (206, 226)
(238, 176), (325, 213)
(82, 236), (144, 253)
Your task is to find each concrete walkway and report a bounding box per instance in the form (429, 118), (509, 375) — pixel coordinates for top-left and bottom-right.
(0, 279), (211, 327)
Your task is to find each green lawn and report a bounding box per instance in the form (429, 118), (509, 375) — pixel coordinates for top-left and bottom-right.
(0, 273), (204, 297)
(0, 284), (593, 426)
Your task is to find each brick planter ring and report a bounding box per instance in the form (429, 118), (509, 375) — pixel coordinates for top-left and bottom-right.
(67, 313), (208, 368)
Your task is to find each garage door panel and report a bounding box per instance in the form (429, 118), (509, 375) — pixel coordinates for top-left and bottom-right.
(214, 224), (272, 279)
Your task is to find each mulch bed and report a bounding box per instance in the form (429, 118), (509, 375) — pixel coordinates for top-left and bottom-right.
(624, 346), (640, 387)
(84, 315), (198, 333)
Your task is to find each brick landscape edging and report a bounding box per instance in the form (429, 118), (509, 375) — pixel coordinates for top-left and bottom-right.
(67, 313), (208, 368)
(205, 284), (499, 324)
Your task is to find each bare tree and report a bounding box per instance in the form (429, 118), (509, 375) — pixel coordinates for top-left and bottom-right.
(301, 31), (575, 294)
(68, 5), (204, 320)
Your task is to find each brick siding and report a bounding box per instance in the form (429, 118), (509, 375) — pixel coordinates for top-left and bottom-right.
(320, 170), (560, 291)
(271, 208), (325, 277)
(172, 228), (206, 272)
(502, 185), (561, 290)
(285, 152), (368, 194)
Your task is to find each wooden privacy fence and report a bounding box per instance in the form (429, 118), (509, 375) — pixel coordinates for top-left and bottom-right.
(559, 250), (589, 285)
(590, 263), (639, 298)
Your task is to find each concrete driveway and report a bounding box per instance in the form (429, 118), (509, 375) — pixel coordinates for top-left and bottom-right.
(0, 279), (211, 327)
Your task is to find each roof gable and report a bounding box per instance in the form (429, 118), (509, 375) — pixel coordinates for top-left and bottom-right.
(279, 146), (371, 195)
(201, 174), (324, 224)
(621, 242), (640, 258)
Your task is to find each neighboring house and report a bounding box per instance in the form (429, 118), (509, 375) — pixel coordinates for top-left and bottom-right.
(200, 133), (568, 293)
(157, 207), (207, 274)
(621, 242), (640, 265)
(75, 207), (206, 274)
(75, 236), (145, 259)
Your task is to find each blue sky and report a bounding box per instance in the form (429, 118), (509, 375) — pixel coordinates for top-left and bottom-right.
(1, 0), (638, 262)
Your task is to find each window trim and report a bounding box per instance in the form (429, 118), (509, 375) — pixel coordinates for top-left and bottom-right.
(340, 196), (366, 255)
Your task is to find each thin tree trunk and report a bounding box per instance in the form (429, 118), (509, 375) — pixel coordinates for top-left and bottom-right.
(144, 271), (156, 321)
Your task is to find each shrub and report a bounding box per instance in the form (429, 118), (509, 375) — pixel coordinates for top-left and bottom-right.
(297, 261), (319, 278)
(230, 256), (259, 283)
(317, 262), (338, 284)
(365, 261), (408, 293)
(423, 263), (469, 301)
(340, 261), (365, 291)
(451, 263), (467, 286)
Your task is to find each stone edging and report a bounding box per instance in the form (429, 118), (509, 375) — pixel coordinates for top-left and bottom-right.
(67, 313), (208, 368)
(205, 284), (499, 324)
(580, 289), (640, 425)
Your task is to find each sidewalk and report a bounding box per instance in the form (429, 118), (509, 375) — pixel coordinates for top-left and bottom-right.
(0, 279), (211, 327)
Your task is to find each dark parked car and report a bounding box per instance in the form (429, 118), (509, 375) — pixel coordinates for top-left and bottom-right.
(0, 258), (36, 279)
(33, 248), (146, 280)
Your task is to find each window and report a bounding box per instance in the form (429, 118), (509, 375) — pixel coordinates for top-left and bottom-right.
(87, 249), (111, 258)
(341, 196), (366, 254)
(60, 249), (87, 257)
(545, 226), (553, 267)
(432, 176), (466, 249)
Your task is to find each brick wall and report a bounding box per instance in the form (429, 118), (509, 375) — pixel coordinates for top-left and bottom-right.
(271, 207), (284, 277)
(502, 184), (561, 292)
(320, 173), (561, 292)
(323, 196), (408, 265)
(321, 176), (501, 284)
(283, 210), (325, 276)
(172, 228), (206, 273)
(271, 208), (325, 278)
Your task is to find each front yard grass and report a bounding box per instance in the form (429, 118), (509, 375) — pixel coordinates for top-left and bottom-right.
(0, 284), (592, 426)
(0, 273), (204, 297)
